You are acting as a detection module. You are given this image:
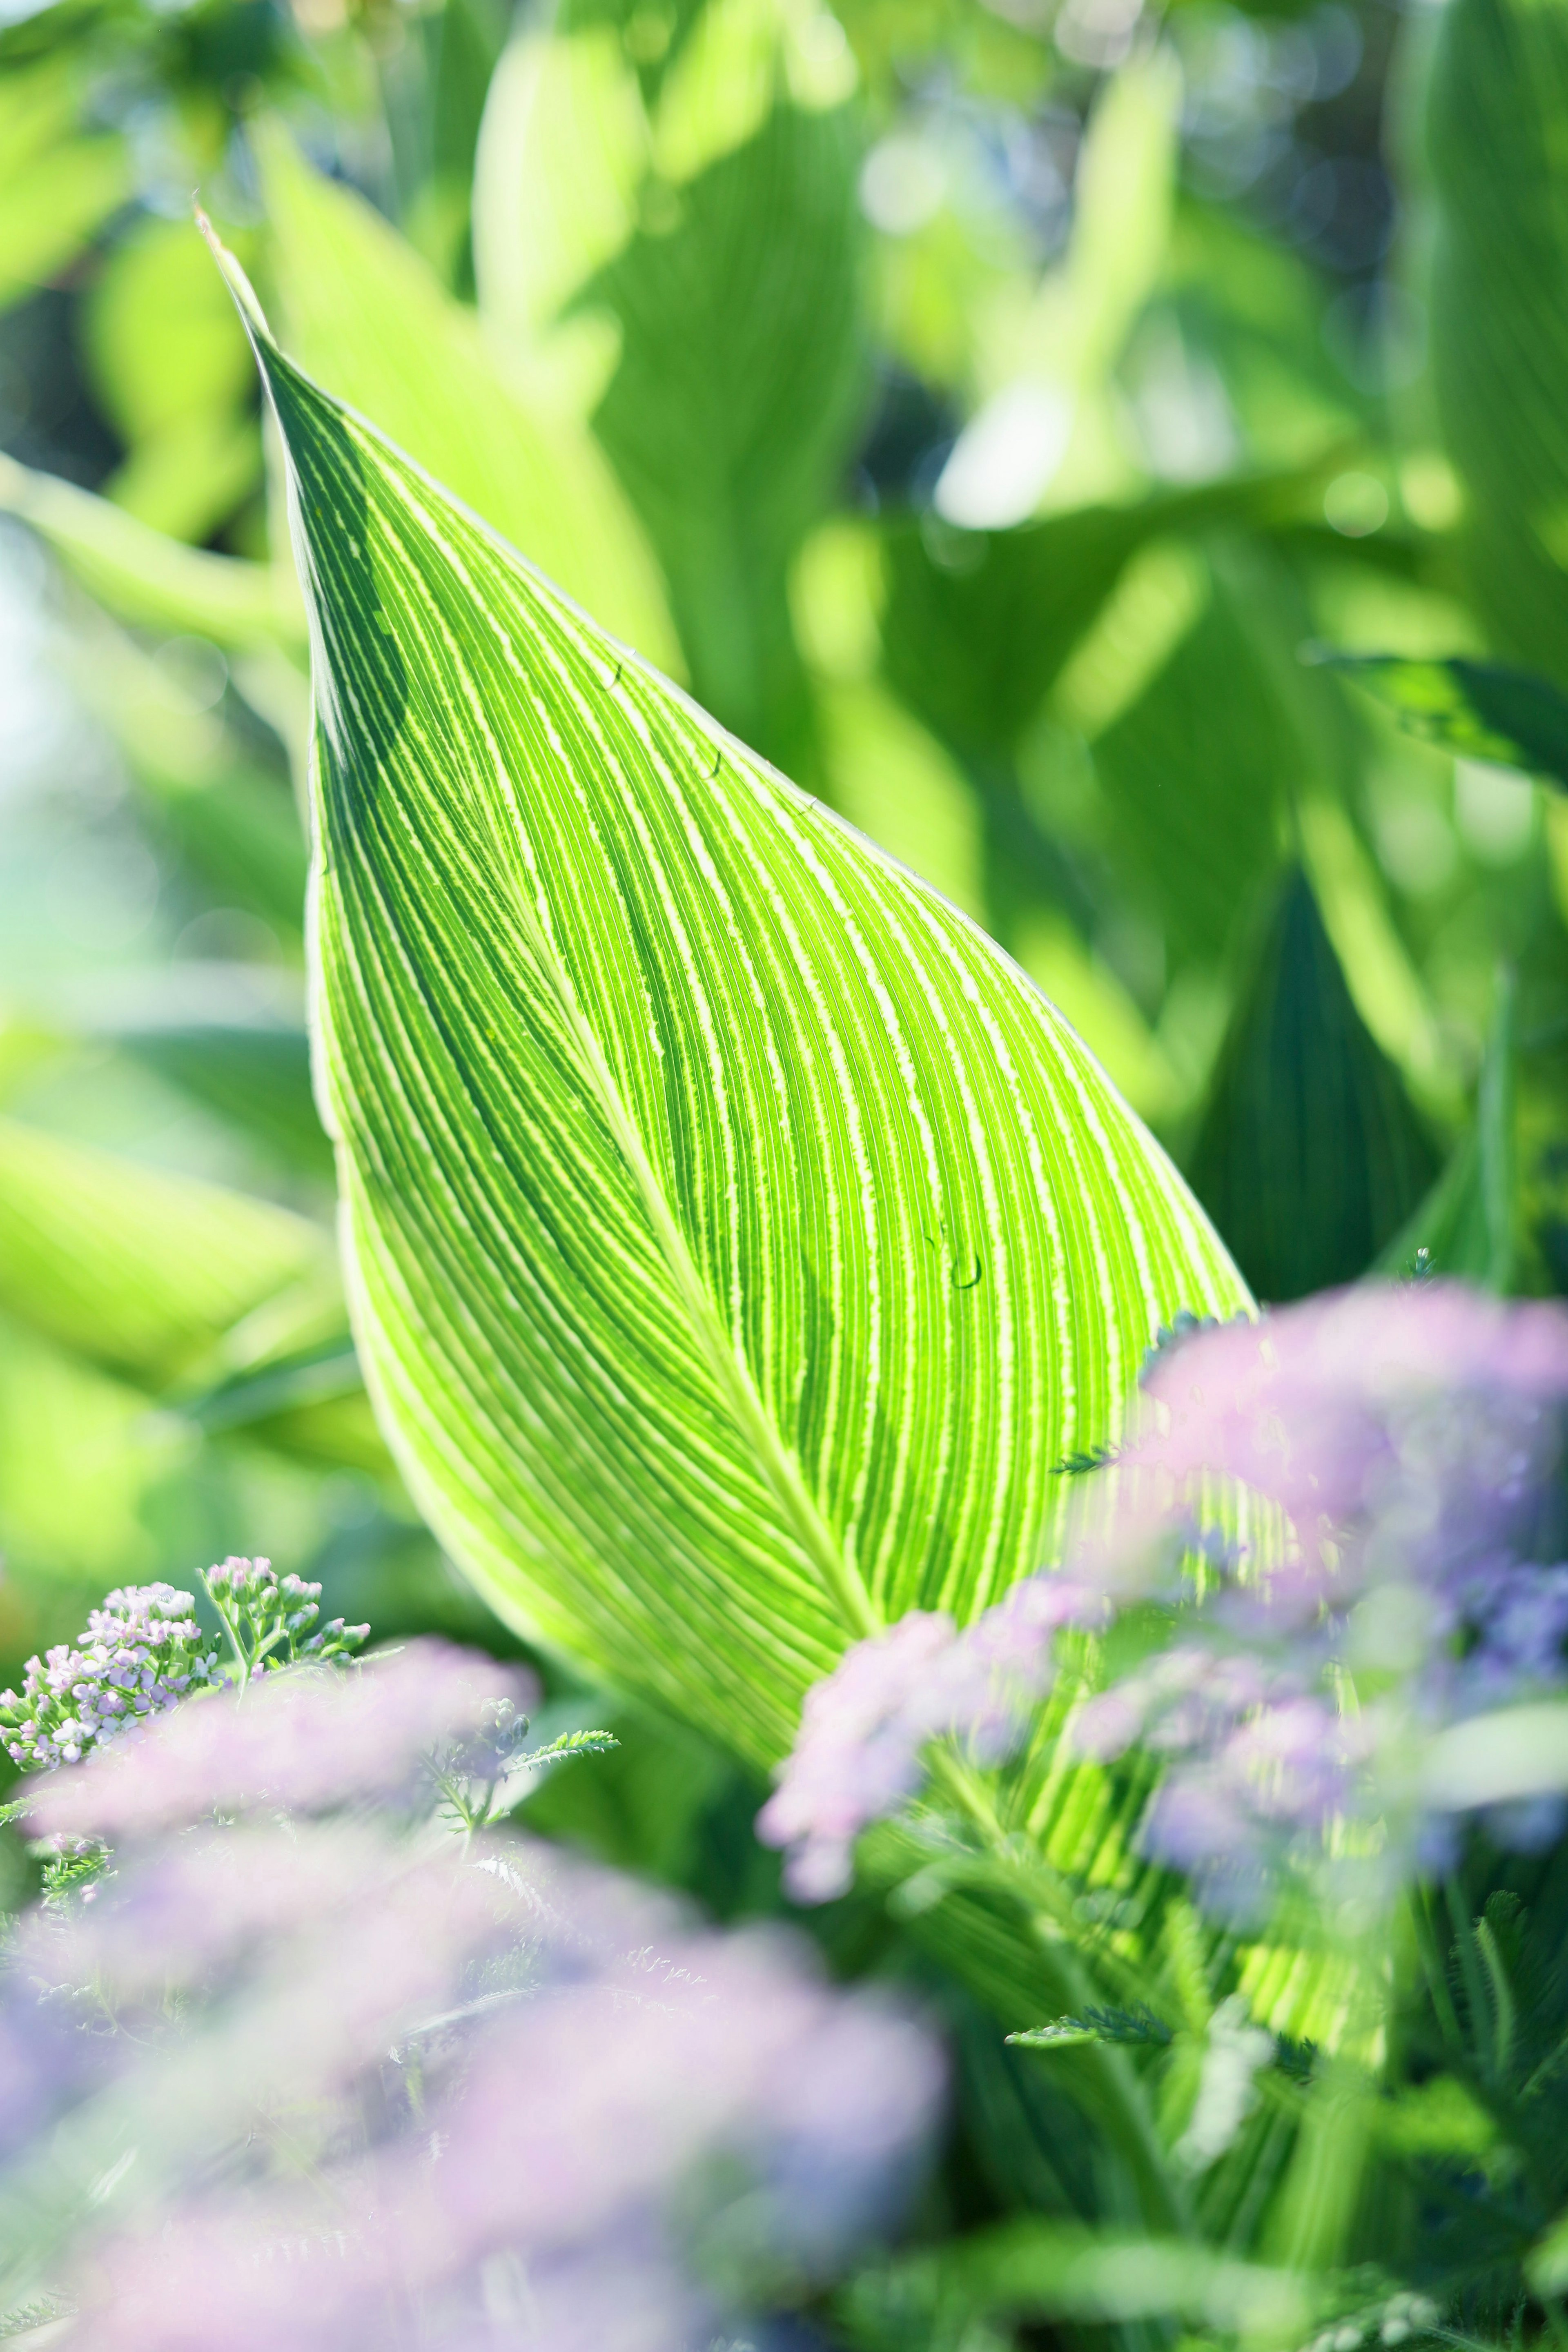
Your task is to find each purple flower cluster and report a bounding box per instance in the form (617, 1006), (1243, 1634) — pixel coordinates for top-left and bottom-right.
(757, 1576), (1105, 1900)
(2, 1653), (940, 2350)
(205, 1555), (369, 1678)
(0, 1586), (223, 1773)
(762, 1284), (1568, 1920)
(25, 1639), (536, 1842)
(1069, 1284), (1568, 1912)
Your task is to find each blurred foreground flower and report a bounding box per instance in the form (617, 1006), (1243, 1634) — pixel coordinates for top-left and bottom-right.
(0, 1642), (940, 2348)
(758, 1577), (1106, 1899)
(764, 1283), (1568, 1920)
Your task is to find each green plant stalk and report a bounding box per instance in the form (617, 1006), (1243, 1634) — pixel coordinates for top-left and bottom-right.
(928, 1744), (1192, 2238)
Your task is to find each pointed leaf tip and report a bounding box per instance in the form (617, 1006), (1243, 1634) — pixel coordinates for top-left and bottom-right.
(194, 204), (272, 343)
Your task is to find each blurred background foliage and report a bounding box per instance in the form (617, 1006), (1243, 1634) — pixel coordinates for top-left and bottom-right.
(4, 0), (1568, 1890)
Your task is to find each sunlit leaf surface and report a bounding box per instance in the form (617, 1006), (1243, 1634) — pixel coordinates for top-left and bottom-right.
(224, 245), (1251, 1762)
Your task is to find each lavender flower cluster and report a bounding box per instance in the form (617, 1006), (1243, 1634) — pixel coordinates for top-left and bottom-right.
(758, 1574), (1105, 1899)
(763, 1284), (1568, 1920)
(0, 1585), (223, 1774)
(1, 1645), (940, 2349)
(205, 1553), (369, 1679)
(1072, 1284), (1568, 1912)
(0, 1559), (370, 1784)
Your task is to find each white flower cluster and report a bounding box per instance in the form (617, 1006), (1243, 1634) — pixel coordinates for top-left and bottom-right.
(0, 1587), (223, 1774)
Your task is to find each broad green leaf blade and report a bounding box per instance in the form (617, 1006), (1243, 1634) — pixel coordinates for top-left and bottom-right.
(234, 265), (1250, 1766)
(0, 452), (302, 650)
(0, 1116), (333, 1389)
(253, 123), (681, 677)
(1186, 867), (1438, 1301)
(1377, 970), (1517, 1290)
(1427, 0), (1568, 682)
(478, 0), (869, 774)
(880, 468), (1326, 764)
(1319, 651), (1568, 788)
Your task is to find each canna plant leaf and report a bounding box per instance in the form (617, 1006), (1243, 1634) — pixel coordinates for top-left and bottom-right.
(253, 126), (680, 677)
(1426, 0), (1568, 684)
(1186, 867), (1438, 1301)
(1316, 651), (1568, 789)
(212, 229), (1250, 1767)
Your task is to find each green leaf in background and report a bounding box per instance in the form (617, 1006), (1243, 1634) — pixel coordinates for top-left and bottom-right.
(253, 123), (680, 676)
(1084, 553), (1297, 974)
(881, 468), (1325, 767)
(1379, 968), (1517, 1289)
(844, 2220), (1312, 2348)
(1427, 0), (1568, 683)
(0, 451), (302, 650)
(933, 49), (1183, 529)
(476, 0), (869, 777)
(1186, 865), (1438, 1300)
(0, 1115), (334, 1390)
(81, 214), (261, 544)
(119, 1028), (332, 1181)
(222, 243), (1251, 1766)
(0, 54), (128, 314)
(1319, 651), (1568, 789)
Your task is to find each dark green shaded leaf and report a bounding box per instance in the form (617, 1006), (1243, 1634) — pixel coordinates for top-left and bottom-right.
(1187, 866), (1439, 1301)
(1318, 653), (1568, 789)
(1378, 970), (1517, 1291)
(880, 471), (1325, 764)
(1428, 0), (1568, 683)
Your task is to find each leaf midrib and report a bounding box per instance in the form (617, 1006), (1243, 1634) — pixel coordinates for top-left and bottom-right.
(517, 782), (882, 1643)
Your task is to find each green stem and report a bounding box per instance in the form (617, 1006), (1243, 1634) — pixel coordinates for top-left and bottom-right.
(928, 1746), (1191, 2240)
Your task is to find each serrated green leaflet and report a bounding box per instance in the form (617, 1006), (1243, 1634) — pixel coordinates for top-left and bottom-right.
(220, 234), (1250, 1764)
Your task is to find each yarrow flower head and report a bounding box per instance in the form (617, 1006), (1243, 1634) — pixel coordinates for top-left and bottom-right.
(0, 1560), (371, 1785)
(1068, 1282), (1568, 1915)
(758, 1575), (1105, 1900)
(0, 1586), (223, 1775)
(204, 1556), (369, 1680)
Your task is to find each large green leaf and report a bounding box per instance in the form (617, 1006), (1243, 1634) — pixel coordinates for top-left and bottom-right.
(253, 125), (679, 676)
(218, 235), (1250, 1766)
(475, 0), (869, 775)
(1427, 0), (1568, 683)
(1186, 866), (1438, 1301)
(1320, 651), (1568, 789)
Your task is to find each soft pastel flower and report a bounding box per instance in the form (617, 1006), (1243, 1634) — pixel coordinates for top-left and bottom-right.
(758, 1578), (1105, 1900)
(0, 1586), (223, 1775)
(1066, 1284), (1568, 1913)
(0, 1650), (942, 2352)
(23, 1640), (541, 1845)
